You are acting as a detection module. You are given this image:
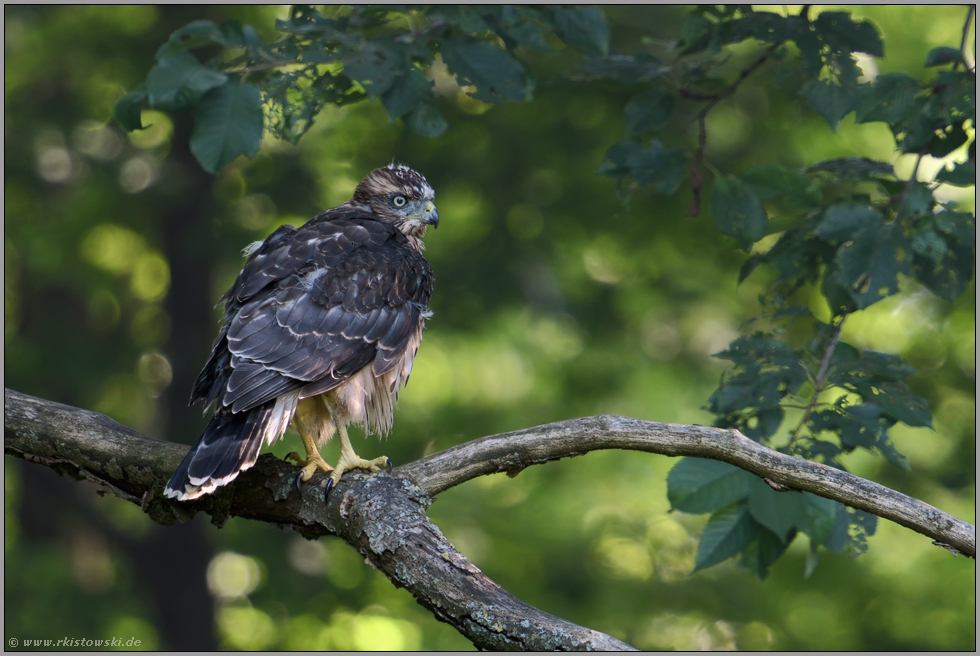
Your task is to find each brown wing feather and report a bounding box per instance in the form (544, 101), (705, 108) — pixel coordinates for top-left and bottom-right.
(192, 209), (432, 415)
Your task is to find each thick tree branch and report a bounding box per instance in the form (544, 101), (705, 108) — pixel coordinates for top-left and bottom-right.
(3, 388), (635, 651)
(5, 386), (976, 650)
(397, 417), (974, 559)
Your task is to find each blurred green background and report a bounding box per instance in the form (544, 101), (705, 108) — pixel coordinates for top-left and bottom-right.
(4, 5), (975, 651)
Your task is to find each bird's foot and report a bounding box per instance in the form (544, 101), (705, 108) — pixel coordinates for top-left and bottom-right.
(290, 452), (333, 491)
(325, 453), (393, 494)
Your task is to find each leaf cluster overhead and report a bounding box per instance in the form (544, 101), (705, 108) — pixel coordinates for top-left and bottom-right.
(112, 4), (976, 580)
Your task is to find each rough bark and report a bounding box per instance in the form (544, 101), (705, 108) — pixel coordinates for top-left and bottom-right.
(5, 387), (976, 651)
(3, 388), (635, 651)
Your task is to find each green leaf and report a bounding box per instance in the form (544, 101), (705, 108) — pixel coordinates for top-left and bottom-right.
(750, 229), (835, 299)
(147, 53), (228, 111)
(791, 18), (823, 75)
(859, 382), (933, 428)
(711, 175), (768, 250)
(804, 538), (820, 578)
(936, 160), (976, 187)
(815, 204), (882, 242)
(710, 375), (783, 416)
(825, 506), (877, 556)
(801, 77), (859, 131)
(433, 5), (493, 34)
(494, 6), (554, 52)
(242, 24), (263, 50)
(381, 68), (434, 121)
(342, 39), (408, 98)
(626, 141), (688, 194)
(678, 11), (712, 53)
(113, 87), (147, 131)
(831, 346), (915, 381)
(667, 458), (754, 514)
(834, 222), (911, 308)
(710, 334), (808, 440)
(814, 11), (884, 57)
(739, 165), (821, 211)
(740, 525), (793, 580)
(624, 90), (674, 134)
(190, 82), (263, 174)
(581, 54), (668, 83)
(902, 182), (934, 219)
(597, 139), (687, 195)
(156, 20), (225, 60)
(928, 122), (970, 158)
(552, 6), (609, 56)
(798, 494), (838, 544)
(596, 139), (643, 179)
(911, 224), (947, 263)
(808, 157), (894, 179)
(828, 349), (933, 429)
(855, 72), (921, 124)
(925, 46), (964, 67)
(821, 267), (853, 317)
(693, 504), (760, 572)
(809, 404), (880, 451)
(933, 210), (976, 245)
(913, 241), (975, 300)
(275, 5), (344, 37)
(404, 102), (448, 137)
(440, 39), (531, 103)
(934, 70), (975, 116)
(748, 481), (803, 541)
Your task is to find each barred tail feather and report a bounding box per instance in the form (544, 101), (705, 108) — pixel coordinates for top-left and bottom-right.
(164, 393), (298, 501)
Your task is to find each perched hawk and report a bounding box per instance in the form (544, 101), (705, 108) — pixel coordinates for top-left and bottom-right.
(164, 165), (438, 500)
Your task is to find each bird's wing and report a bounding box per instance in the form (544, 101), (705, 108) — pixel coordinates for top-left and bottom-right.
(196, 215), (433, 414)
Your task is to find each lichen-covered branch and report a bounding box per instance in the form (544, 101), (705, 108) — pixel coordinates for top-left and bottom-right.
(5, 389), (976, 648)
(3, 388), (636, 651)
(397, 416), (975, 559)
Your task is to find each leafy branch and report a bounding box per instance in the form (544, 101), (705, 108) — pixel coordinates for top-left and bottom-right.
(113, 4), (975, 579)
(784, 315), (846, 452)
(684, 41), (782, 215)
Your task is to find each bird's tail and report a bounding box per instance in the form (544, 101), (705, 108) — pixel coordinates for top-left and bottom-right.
(164, 394), (297, 501)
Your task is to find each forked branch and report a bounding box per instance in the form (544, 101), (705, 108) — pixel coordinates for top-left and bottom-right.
(4, 387), (976, 651)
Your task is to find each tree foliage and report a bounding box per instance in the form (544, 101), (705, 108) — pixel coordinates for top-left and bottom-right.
(114, 4), (976, 580)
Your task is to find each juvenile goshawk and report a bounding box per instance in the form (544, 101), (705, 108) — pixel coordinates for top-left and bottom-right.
(164, 164), (438, 500)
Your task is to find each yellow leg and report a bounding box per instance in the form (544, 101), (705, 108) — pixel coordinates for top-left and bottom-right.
(327, 423), (391, 490)
(285, 429), (333, 483)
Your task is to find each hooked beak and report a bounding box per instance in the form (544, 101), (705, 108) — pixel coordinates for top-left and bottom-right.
(421, 201), (439, 229)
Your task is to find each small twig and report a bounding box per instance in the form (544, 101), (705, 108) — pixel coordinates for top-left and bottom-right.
(686, 114), (707, 215)
(678, 88), (716, 102)
(696, 43), (780, 123)
(682, 41), (781, 215)
(682, 5), (809, 216)
(785, 315), (847, 449)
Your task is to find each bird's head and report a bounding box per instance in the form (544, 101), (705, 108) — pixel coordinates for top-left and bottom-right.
(353, 164), (439, 238)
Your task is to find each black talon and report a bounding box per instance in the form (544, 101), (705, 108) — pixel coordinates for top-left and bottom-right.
(294, 472), (304, 492)
(385, 457), (393, 471)
(324, 478), (335, 499)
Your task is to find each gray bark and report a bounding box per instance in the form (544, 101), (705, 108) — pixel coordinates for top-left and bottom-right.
(5, 387), (976, 651)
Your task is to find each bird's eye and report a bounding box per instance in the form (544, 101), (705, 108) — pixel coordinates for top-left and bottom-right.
(393, 195), (407, 207)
